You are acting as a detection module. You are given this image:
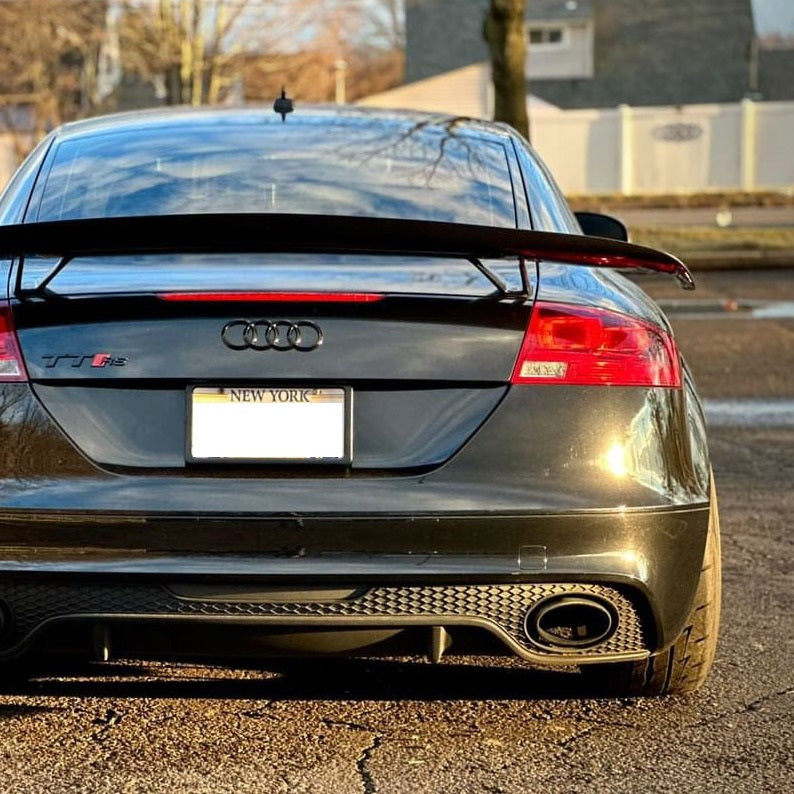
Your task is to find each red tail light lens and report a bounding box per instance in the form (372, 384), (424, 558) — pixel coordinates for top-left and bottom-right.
(0, 301), (27, 382)
(511, 302), (681, 387)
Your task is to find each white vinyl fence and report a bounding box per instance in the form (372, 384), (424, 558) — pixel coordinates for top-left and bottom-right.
(531, 99), (794, 195)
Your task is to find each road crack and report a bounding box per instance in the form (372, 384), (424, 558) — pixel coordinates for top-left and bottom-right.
(89, 707), (123, 744)
(556, 723), (598, 751)
(321, 719), (382, 794)
(688, 686), (793, 728)
(356, 733), (382, 794)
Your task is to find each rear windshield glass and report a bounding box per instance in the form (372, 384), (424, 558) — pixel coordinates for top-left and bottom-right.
(35, 120), (517, 228)
(22, 253), (527, 298)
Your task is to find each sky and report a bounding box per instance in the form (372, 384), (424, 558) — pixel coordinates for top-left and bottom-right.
(750, 0), (794, 34)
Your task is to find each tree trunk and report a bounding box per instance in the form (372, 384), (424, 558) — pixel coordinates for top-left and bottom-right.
(484, 0), (529, 140)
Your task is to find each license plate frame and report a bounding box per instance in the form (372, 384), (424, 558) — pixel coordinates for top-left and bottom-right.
(186, 386), (352, 464)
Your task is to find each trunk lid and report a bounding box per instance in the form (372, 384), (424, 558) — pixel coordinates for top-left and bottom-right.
(12, 252), (532, 471)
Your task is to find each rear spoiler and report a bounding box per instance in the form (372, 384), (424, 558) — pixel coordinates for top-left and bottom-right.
(2, 213), (694, 297)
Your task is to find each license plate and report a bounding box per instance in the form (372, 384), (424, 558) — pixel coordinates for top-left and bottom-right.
(188, 387), (350, 463)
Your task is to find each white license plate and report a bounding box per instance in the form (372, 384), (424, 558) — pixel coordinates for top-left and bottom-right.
(189, 387), (349, 462)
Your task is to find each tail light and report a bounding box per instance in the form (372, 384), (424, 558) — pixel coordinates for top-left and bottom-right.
(511, 302), (681, 387)
(0, 301), (27, 382)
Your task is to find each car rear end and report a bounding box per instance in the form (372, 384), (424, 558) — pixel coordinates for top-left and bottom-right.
(0, 109), (712, 684)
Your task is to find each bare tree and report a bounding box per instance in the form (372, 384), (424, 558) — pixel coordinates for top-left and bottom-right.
(238, 0), (405, 105)
(0, 0), (405, 138)
(121, 0), (374, 106)
(355, 0), (405, 50)
(120, 0), (260, 105)
(483, 0), (529, 140)
(0, 0), (111, 138)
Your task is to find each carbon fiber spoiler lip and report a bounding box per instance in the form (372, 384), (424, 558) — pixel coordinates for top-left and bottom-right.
(2, 213), (694, 292)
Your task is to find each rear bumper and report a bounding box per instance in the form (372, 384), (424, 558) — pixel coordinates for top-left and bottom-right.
(0, 380), (712, 665)
(0, 505), (709, 664)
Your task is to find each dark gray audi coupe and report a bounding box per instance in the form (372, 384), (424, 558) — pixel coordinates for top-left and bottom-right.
(0, 106), (719, 695)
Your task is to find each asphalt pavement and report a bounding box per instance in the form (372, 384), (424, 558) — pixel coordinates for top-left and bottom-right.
(0, 270), (792, 794)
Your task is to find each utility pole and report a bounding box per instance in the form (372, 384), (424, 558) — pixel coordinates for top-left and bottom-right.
(333, 59), (348, 104)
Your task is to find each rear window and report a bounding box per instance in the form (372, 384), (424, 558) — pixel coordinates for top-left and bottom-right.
(34, 121), (518, 228)
(21, 253), (528, 298)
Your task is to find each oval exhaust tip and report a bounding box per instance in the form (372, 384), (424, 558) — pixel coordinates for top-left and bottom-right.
(525, 596), (617, 650)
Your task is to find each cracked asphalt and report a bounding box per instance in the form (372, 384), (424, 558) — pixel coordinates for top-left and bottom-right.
(0, 270), (792, 793)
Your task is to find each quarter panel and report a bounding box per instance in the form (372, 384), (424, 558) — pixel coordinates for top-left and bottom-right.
(439, 386), (709, 508)
(536, 261), (675, 329)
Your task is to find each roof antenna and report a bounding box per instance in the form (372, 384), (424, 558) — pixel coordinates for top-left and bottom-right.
(274, 88), (293, 122)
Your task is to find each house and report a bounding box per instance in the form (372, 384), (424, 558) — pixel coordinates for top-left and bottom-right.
(405, 0), (790, 108)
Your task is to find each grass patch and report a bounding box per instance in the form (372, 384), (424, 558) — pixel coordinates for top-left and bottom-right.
(569, 191), (794, 211)
(629, 226), (794, 255)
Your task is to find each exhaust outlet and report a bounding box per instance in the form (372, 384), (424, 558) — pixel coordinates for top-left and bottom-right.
(524, 596), (617, 650)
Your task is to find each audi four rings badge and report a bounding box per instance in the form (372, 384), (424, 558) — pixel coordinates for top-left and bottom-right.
(221, 320), (324, 351)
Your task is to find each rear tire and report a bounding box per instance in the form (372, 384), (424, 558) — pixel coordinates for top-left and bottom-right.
(589, 474), (721, 696)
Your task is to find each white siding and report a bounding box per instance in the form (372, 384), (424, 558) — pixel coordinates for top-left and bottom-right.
(527, 21), (594, 80)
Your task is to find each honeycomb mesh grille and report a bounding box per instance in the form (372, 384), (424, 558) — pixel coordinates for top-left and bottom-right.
(0, 580), (646, 658)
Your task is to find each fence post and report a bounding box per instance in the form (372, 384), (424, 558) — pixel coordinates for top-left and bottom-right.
(741, 98), (757, 192)
(619, 104), (634, 195)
